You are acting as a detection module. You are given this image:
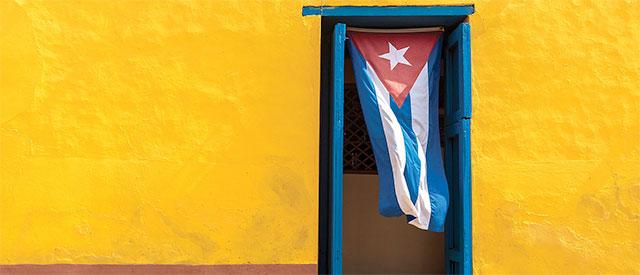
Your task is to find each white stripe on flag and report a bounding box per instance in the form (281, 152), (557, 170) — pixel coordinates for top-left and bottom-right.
(407, 62), (432, 230)
(365, 61), (419, 218)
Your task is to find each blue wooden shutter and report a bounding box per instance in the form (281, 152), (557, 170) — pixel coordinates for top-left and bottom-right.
(444, 22), (472, 275)
(330, 22), (346, 275)
(445, 23), (472, 125)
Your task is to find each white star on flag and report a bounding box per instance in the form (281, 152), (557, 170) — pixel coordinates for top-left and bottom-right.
(379, 42), (411, 70)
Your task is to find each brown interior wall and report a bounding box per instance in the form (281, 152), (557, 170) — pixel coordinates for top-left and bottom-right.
(343, 174), (444, 274)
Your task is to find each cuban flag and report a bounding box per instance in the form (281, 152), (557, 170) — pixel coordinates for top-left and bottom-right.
(347, 27), (448, 231)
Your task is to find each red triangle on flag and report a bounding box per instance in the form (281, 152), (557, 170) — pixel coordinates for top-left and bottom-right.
(348, 29), (441, 107)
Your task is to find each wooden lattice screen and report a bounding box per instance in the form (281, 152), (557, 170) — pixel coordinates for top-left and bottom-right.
(343, 84), (377, 173)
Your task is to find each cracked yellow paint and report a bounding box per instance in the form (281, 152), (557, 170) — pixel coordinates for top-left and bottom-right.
(1, 0), (639, 273)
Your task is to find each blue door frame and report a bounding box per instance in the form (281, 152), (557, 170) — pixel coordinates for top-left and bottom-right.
(307, 6), (474, 274)
(330, 23), (346, 275)
(444, 22), (473, 275)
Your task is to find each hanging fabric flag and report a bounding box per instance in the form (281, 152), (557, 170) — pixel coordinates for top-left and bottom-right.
(346, 27), (448, 231)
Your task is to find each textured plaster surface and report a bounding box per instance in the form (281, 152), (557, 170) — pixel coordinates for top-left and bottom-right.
(1, 0), (640, 273)
(467, 1), (640, 273)
(1, 0), (322, 265)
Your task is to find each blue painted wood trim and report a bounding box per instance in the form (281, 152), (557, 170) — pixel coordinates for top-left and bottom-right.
(444, 119), (472, 275)
(445, 22), (472, 126)
(302, 5), (474, 17)
(459, 119), (472, 275)
(444, 21), (473, 275)
(330, 23), (346, 275)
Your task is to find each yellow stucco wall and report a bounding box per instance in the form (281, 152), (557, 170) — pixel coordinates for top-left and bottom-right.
(1, 0), (639, 273)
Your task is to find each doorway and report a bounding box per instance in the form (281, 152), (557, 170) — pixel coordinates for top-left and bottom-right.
(313, 6), (474, 275)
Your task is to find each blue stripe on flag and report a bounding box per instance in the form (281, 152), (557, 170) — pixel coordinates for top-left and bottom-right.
(347, 40), (402, 217)
(426, 37), (448, 232)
